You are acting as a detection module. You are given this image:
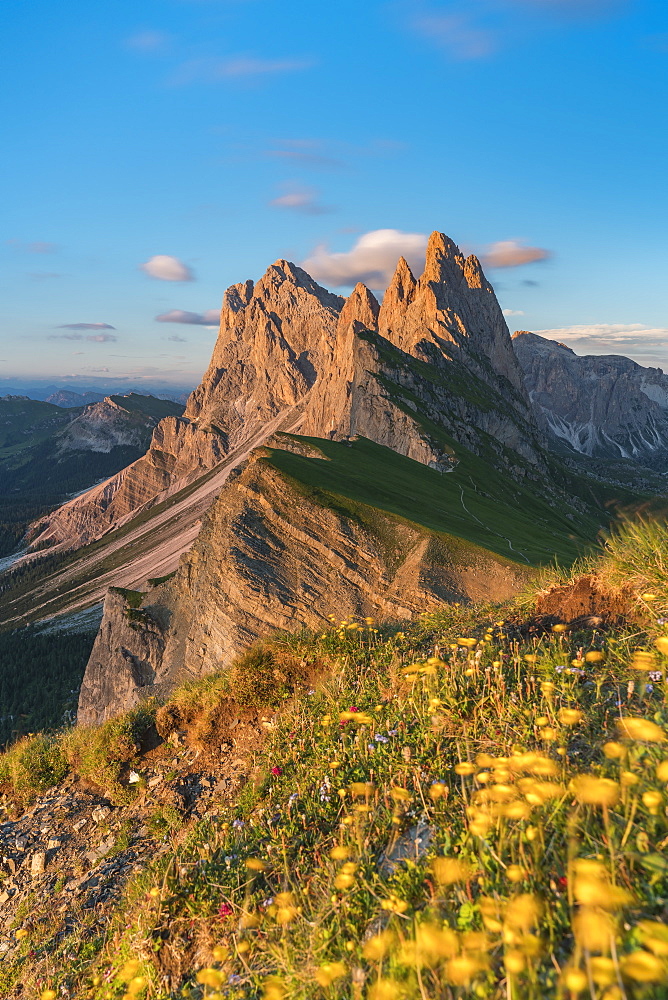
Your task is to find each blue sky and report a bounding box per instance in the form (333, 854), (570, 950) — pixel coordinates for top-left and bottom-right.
(1, 0), (667, 387)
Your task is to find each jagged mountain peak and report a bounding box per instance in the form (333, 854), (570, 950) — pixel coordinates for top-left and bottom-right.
(255, 258), (345, 310)
(338, 282), (380, 331)
(420, 230), (465, 285)
(385, 255), (417, 306)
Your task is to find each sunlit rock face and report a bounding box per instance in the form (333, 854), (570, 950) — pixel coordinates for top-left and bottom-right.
(513, 331), (668, 467)
(32, 233), (545, 554)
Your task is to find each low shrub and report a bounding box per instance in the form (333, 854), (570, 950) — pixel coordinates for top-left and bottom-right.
(61, 704), (156, 803)
(228, 643), (315, 707)
(0, 733), (68, 806)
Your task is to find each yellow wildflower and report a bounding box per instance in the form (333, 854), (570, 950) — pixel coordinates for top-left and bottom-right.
(363, 930), (396, 960)
(381, 894), (409, 914)
(558, 707), (583, 725)
(197, 968), (224, 988)
(571, 775), (620, 806)
(315, 962), (347, 987)
(262, 977), (286, 1000)
(620, 950), (668, 982)
(330, 845), (350, 860)
(432, 857), (475, 884)
(617, 717), (666, 742)
(632, 650), (656, 671)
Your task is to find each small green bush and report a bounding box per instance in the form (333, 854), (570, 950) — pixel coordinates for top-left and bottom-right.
(229, 643), (311, 707)
(0, 733), (68, 806)
(61, 704), (156, 803)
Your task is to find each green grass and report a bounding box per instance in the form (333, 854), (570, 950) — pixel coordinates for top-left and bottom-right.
(264, 435), (609, 566)
(107, 393), (184, 419)
(0, 396), (72, 457)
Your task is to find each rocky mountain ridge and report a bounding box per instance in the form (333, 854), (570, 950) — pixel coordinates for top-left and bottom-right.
(513, 331), (668, 469)
(62, 232), (610, 725)
(30, 233), (545, 556)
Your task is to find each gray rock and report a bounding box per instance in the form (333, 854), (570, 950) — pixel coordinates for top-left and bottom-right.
(31, 852), (46, 875)
(514, 331), (668, 467)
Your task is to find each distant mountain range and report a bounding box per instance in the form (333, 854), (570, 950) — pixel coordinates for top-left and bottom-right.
(0, 379), (193, 406)
(513, 332), (668, 470)
(0, 393), (184, 558)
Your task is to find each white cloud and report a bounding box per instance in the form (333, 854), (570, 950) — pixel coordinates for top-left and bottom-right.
(155, 309), (220, 325)
(503, 308), (525, 316)
(481, 240), (551, 268)
(302, 229), (428, 290)
(270, 184), (331, 215)
(413, 14), (496, 60)
(141, 255), (194, 282)
(533, 324), (668, 367)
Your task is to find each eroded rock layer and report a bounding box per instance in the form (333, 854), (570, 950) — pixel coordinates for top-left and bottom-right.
(78, 454), (529, 725)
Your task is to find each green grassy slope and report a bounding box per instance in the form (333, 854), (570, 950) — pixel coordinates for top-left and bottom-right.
(108, 393), (184, 419)
(0, 396), (72, 456)
(264, 435), (624, 566)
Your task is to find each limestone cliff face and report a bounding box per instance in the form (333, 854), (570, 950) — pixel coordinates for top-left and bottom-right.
(78, 589), (165, 727)
(78, 455), (529, 724)
(513, 331), (668, 467)
(185, 263), (344, 442)
(29, 417), (226, 548)
(32, 233), (543, 554)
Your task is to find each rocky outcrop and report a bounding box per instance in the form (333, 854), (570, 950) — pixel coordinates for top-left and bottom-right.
(56, 394), (182, 454)
(78, 453), (530, 724)
(77, 588), (166, 726)
(32, 234), (545, 555)
(513, 331), (668, 467)
(29, 416), (226, 548)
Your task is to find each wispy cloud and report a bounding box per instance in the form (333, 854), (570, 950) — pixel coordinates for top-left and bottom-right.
(29, 272), (64, 281)
(481, 240), (552, 268)
(155, 309), (220, 325)
(7, 239), (58, 254)
(270, 184), (332, 215)
(302, 229), (428, 290)
(262, 137), (405, 171)
(265, 139), (346, 170)
(57, 323), (116, 331)
(413, 13), (496, 59)
(167, 334), (188, 342)
(170, 54), (314, 85)
(50, 328), (118, 343)
(503, 308), (525, 316)
(125, 30), (171, 52)
(409, 0), (625, 61)
(141, 255), (194, 281)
